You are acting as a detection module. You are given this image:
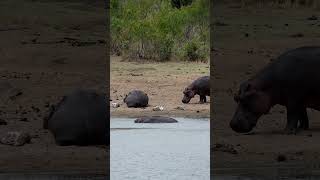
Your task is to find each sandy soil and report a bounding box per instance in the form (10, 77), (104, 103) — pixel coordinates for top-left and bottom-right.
(0, 0), (107, 174)
(110, 56), (210, 119)
(212, 3), (320, 177)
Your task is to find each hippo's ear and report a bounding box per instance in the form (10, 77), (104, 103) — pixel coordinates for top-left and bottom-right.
(189, 90), (196, 97)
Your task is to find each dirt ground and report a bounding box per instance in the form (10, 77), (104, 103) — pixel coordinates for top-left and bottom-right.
(0, 0), (107, 174)
(110, 56), (210, 118)
(212, 3), (320, 177)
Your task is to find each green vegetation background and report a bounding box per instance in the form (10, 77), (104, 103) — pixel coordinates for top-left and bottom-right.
(111, 0), (209, 62)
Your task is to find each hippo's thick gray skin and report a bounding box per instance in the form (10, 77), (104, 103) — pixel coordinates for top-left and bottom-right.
(182, 76), (210, 104)
(230, 46), (320, 134)
(45, 89), (109, 146)
(124, 90), (148, 108)
(135, 116), (178, 123)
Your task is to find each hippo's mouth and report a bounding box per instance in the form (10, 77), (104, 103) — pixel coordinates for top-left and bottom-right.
(182, 97), (191, 104)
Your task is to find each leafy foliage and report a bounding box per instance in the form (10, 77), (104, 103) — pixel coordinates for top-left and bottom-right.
(111, 0), (209, 62)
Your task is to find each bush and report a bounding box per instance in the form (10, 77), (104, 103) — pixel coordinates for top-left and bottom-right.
(183, 39), (208, 62)
(111, 0), (209, 62)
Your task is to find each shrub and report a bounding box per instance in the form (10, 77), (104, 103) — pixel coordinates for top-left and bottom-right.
(111, 0), (209, 62)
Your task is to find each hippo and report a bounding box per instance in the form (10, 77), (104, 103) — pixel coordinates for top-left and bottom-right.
(44, 89), (109, 146)
(182, 76), (210, 104)
(124, 90), (149, 108)
(134, 116), (178, 123)
(230, 46), (320, 134)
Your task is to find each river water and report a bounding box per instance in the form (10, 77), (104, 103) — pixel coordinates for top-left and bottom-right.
(110, 117), (210, 180)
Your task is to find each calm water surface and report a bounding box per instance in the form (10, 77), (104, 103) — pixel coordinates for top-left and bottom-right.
(110, 117), (210, 180)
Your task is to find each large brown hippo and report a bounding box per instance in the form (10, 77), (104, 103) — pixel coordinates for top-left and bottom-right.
(230, 46), (320, 134)
(182, 76), (210, 104)
(124, 90), (149, 108)
(44, 89), (109, 146)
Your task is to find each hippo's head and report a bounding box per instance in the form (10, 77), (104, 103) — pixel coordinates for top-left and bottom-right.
(230, 81), (272, 133)
(182, 88), (195, 104)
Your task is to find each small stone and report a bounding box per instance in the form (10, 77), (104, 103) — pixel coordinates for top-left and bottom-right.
(111, 102), (120, 108)
(129, 73), (143, 76)
(213, 143), (238, 154)
(0, 131), (31, 146)
(153, 106), (164, 111)
(175, 106), (185, 110)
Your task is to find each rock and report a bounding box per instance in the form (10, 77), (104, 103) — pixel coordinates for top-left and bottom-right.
(213, 143), (238, 154)
(175, 106), (185, 110)
(129, 73), (143, 76)
(112, 102), (120, 108)
(0, 131), (31, 146)
(0, 81), (22, 102)
(153, 106), (164, 111)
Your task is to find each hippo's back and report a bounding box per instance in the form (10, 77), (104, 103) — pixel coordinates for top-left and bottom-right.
(190, 76), (210, 92)
(48, 89), (108, 145)
(269, 47), (320, 86)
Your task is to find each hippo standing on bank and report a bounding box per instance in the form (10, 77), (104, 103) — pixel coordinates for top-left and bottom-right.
(230, 46), (320, 134)
(124, 90), (149, 108)
(135, 116), (178, 123)
(182, 76), (210, 104)
(44, 89), (109, 146)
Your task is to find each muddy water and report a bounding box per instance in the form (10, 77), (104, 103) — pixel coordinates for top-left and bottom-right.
(110, 117), (210, 180)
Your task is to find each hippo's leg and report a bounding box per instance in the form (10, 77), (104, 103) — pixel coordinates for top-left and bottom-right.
(199, 95), (206, 103)
(284, 100), (303, 134)
(298, 107), (309, 130)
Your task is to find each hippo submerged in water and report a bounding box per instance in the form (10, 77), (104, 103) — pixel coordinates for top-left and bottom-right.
(135, 116), (178, 123)
(230, 46), (320, 134)
(124, 90), (149, 108)
(182, 76), (210, 104)
(44, 89), (109, 146)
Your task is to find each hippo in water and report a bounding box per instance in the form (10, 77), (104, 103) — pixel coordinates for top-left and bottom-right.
(135, 116), (178, 123)
(44, 89), (109, 146)
(124, 90), (149, 108)
(230, 46), (320, 134)
(182, 76), (210, 104)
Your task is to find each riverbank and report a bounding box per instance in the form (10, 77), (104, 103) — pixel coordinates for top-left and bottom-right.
(110, 56), (210, 118)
